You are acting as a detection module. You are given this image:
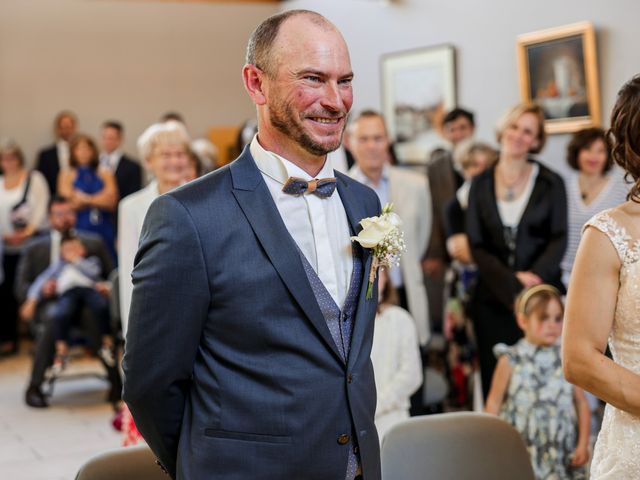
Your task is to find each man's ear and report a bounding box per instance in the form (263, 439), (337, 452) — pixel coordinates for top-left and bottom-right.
(243, 64), (267, 106)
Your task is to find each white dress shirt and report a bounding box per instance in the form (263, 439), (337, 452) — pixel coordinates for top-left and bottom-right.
(57, 140), (70, 171)
(250, 136), (353, 307)
(100, 150), (123, 172)
(50, 230), (62, 265)
(327, 146), (349, 174)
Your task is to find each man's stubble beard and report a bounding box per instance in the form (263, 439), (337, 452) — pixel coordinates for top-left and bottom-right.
(269, 96), (346, 157)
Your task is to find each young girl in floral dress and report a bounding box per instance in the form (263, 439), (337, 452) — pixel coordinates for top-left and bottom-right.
(485, 285), (590, 479)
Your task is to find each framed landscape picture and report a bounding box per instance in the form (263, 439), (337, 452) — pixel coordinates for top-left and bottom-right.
(381, 45), (456, 164)
(517, 21), (601, 134)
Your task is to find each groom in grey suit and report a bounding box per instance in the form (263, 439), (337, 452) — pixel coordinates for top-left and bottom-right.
(123, 10), (381, 480)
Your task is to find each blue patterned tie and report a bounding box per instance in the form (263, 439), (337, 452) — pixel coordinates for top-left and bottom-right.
(282, 176), (337, 198)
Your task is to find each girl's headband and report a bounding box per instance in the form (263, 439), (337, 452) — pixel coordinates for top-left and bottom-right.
(517, 284), (561, 315)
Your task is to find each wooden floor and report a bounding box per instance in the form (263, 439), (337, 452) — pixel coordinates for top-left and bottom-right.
(0, 346), (122, 480)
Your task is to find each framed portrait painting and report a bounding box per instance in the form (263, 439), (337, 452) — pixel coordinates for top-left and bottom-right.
(381, 45), (456, 164)
(517, 21), (601, 134)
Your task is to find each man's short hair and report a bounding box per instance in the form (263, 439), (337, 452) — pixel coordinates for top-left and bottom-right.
(350, 109), (388, 135)
(60, 230), (80, 245)
(245, 9), (330, 76)
(102, 120), (123, 135)
(54, 110), (77, 128)
(48, 194), (70, 212)
(443, 108), (475, 127)
(161, 112), (184, 124)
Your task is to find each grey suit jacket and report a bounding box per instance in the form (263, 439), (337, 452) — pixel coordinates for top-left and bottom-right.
(123, 149), (382, 480)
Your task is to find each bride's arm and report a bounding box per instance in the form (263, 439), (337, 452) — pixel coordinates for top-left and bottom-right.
(563, 226), (640, 417)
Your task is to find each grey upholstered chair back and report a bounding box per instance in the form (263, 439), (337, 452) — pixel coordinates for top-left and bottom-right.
(75, 445), (163, 480)
(381, 412), (535, 480)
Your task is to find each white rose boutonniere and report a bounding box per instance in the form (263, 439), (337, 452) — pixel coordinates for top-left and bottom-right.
(351, 203), (406, 299)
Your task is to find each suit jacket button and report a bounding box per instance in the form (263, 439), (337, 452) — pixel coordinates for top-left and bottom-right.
(347, 373), (353, 384)
(337, 434), (350, 445)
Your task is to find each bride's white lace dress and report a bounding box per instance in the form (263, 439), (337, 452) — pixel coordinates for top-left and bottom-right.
(585, 210), (640, 479)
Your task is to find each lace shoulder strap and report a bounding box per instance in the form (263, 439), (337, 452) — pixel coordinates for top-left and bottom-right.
(583, 210), (636, 263)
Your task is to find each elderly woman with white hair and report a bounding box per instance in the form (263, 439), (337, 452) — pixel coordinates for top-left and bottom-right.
(118, 121), (190, 337)
(117, 121), (190, 446)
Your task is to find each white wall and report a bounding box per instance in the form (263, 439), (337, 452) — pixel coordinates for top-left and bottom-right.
(282, 0), (640, 174)
(0, 0), (278, 165)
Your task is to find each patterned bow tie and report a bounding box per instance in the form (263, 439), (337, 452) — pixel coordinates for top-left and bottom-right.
(282, 176), (337, 199)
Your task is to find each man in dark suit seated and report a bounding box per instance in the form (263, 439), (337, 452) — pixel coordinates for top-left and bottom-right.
(123, 10), (381, 480)
(15, 195), (120, 408)
(36, 111), (78, 196)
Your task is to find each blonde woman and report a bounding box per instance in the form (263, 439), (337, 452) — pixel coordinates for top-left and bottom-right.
(466, 103), (567, 398)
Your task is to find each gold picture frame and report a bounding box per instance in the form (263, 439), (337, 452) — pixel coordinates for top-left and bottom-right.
(517, 21), (601, 134)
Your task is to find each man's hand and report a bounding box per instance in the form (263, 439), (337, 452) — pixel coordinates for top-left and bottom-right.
(446, 234), (473, 265)
(41, 279), (57, 298)
(515, 271), (543, 288)
(20, 300), (38, 322)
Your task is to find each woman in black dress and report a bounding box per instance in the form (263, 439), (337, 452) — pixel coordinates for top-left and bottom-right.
(466, 103), (567, 399)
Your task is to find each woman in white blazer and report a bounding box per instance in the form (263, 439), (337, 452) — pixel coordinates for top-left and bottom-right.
(118, 121), (190, 336)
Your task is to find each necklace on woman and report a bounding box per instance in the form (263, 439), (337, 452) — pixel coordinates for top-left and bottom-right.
(579, 174), (607, 204)
(497, 163), (530, 201)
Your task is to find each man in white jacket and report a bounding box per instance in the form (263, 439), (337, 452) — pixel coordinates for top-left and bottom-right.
(348, 110), (432, 346)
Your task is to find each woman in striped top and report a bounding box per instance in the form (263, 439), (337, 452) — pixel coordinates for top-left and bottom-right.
(561, 128), (629, 288)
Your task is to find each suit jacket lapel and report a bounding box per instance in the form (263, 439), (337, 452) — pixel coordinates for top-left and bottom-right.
(335, 173), (375, 368)
(231, 151), (345, 363)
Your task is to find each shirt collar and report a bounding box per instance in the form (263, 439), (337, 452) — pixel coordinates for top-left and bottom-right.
(349, 164), (390, 186)
(250, 134), (334, 185)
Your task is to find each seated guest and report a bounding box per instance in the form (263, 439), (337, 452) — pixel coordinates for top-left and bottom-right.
(348, 109), (432, 346)
(118, 121), (190, 336)
(21, 232), (114, 374)
(466, 103), (567, 400)
(99, 121), (143, 202)
(560, 127), (629, 288)
(36, 110), (78, 195)
(371, 268), (422, 443)
(0, 140), (50, 355)
(15, 195), (117, 408)
(58, 134), (118, 261)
